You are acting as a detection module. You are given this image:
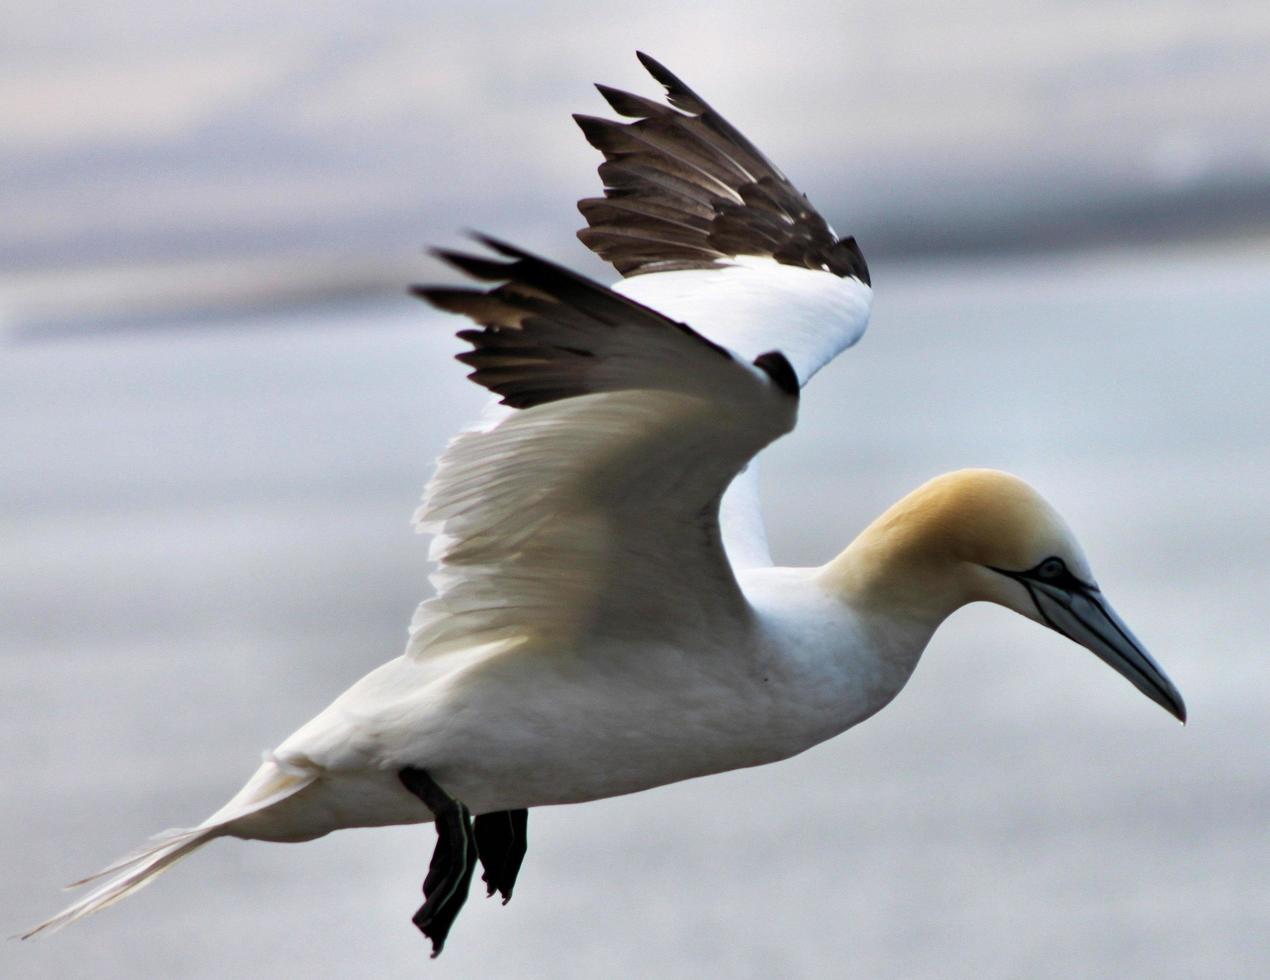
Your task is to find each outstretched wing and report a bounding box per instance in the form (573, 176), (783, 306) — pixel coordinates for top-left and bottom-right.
(409, 238), (798, 658)
(575, 52), (872, 386)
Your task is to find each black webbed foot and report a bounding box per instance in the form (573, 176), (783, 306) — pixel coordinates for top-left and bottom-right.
(399, 767), (479, 958)
(473, 809), (528, 903)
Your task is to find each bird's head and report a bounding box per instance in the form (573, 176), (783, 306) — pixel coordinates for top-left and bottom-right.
(830, 468), (1186, 722)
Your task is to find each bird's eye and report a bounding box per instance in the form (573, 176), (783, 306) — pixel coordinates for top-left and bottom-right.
(1037, 557), (1066, 580)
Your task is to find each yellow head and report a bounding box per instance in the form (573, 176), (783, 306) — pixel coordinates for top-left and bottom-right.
(823, 469), (1185, 721)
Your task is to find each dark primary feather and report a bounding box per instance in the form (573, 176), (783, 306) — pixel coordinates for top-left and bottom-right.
(575, 52), (870, 284)
(412, 236), (796, 410)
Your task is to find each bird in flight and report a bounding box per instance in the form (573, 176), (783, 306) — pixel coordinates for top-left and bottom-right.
(25, 52), (1184, 957)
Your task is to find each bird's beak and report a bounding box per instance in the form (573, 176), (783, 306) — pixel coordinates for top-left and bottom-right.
(1025, 582), (1187, 723)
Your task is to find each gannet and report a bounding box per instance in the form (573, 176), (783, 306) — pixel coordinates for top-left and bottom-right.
(24, 53), (1185, 957)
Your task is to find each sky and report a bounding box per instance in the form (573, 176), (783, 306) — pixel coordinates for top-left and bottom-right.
(4, 1), (1270, 326)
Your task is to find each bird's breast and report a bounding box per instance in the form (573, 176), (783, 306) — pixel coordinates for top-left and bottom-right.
(414, 634), (809, 810)
(279, 573), (932, 819)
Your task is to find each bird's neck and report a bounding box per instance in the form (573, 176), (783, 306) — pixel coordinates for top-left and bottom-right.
(816, 510), (973, 630)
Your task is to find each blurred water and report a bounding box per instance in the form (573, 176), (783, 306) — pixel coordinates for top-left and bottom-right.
(3, 246), (1267, 978)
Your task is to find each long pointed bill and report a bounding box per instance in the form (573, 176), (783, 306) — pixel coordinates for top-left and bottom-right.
(1026, 583), (1187, 723)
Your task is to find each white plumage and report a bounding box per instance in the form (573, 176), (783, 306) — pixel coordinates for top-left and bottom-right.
(614, 256), (873, 385)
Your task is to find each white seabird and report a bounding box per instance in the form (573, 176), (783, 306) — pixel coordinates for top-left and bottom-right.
(25, 53), (1185, 956)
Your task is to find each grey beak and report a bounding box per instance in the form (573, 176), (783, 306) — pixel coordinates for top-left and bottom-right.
(1026, 583), (1187, 723)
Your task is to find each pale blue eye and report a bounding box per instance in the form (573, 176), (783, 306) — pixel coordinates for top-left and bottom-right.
(1038, 558), (1065, 580)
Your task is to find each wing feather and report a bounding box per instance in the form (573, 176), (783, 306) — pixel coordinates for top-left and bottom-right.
(574, 54), (873, 387)
(573, 55), (877, 569)
(577, 52), (870, 285)
(409, 239), (797, 658)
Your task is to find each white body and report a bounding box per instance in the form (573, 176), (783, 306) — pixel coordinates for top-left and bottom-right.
(243, 566), (931, 843)
(223, 258), (877, 843)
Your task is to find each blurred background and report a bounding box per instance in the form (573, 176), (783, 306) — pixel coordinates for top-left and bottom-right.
(4, 2), (1268, 977)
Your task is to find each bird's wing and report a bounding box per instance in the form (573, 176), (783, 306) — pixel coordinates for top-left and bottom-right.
(575, 52), (873, 386)
(409, 237), (798, 658)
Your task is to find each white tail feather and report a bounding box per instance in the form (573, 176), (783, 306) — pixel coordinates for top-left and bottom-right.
(22, 827), (215, 938)
(22, 757), (316, 939)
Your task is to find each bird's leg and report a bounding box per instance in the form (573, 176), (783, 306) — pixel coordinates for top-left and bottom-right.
(473, 809), (529, 903)
(398, 767), (479, 958)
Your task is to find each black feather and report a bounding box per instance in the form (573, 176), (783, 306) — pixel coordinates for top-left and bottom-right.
(576, 54), (870, 285)
(413, 237), (734, 409)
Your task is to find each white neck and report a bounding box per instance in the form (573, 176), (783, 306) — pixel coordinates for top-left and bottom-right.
(738, 565), (946, 755)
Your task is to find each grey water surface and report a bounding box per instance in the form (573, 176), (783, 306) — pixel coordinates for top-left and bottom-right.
(3, 245), (1267, 978)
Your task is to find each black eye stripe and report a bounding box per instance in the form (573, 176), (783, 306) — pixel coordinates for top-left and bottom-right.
(1025, 556), (1097, 593)
(988, 558), (1099, 593)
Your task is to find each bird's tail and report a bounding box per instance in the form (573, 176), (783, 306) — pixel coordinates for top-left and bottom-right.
(21, 754), (317, 939)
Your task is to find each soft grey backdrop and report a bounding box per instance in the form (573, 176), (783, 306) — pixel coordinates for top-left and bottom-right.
(4, 3), (1268, 978)
(6, 0), (1270, 326)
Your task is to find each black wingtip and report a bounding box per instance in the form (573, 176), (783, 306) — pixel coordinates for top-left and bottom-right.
(635, 51), (703, 111)
(573, 113), (614, 148)
(465, 232), (524, 258)
(635, 50), (671, 81)
(423, 233), (542, 283)
(593, 82), (665, 120)
(427, 246), (510, 282)
(410, 283), (467, 310)
(411, 286), (487, 317)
